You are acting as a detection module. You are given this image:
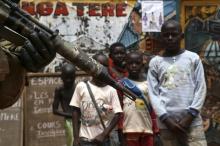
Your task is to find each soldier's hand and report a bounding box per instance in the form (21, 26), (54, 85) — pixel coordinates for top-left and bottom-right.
(18, 31), (56, 72)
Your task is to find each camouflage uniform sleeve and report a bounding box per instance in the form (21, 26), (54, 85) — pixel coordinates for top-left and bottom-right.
(0, 39), (26, 109)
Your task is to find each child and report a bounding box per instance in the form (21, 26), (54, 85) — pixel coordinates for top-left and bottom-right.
(108, 42), (128, 146)
(94, 52), (108, 67)
(147, 20), (207, 146)
(70, 53), (123, 146)
(53, 63), (76, 146)
(121, 51), (158, 146)
(108, 42), (128, 80)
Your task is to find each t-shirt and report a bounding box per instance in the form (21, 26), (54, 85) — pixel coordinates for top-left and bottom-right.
(123, 80), (153, 134)
(70, 81), (122, 140)
(147, 50), (206, 128)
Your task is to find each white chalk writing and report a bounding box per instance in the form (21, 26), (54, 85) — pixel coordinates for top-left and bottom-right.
(0, 113), (19, 121)
(30, 77), (62, 86)
(37, 121), (61, 130)
(37, 129), (65, 138)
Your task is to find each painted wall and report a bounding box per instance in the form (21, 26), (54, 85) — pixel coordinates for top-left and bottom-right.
(180, 1), (220, 144)
(1, 0), (219, 146)
(20, 0), (136, 72)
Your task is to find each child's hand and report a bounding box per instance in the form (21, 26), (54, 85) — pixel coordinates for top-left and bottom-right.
(73, 138), (81, 146)
(103, 104), (113, 111)
(153, 134), (163, 146)
(178, 112), (194, 129)
(163, 116), (187, 135)
(92, 133), (107, 144)
(163, 116), (188, 145)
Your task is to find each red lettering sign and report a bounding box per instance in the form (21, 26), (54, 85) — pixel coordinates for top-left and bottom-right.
(21, 1), (127, 17)
(21, 2), (36, 15)
(54, 2), (69, 16)
(72, 3), (85, 16)
(102, 3), (114, 16)
(88, 4), (101, 16)
(116, 3), (127, 17)
(37, 2), (53, 16)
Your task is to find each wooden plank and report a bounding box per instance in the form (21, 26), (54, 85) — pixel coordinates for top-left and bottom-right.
(24, 73), (91, 146)
(0, 98), (23, 146)
(24, 76), (66, 146)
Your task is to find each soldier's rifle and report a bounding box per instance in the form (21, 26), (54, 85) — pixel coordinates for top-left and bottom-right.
(0, 0), (137, 101)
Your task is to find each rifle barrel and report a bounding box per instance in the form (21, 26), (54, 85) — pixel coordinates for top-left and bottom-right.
(0, 0), (138, 101)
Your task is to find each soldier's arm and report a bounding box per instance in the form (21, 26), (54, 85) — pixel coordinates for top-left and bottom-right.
(0, 32), (56, 109)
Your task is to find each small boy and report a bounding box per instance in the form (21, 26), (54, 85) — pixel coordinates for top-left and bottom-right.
(121, 51), (157, 146)
(147, 20), (207, 146)
(53, 63), (76, 146)
(94, 52), (108, 67)
(70, 53), (123, 146)
(108, 42), (128, 80)
(108, 42), (128, 146)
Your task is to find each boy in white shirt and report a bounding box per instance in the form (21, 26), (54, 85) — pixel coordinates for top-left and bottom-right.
(70, 53), (123, 146)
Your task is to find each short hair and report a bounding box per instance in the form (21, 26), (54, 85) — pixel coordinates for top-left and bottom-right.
(92, 52), (107, 60)
(92, 52), (108, 67)
(161, 19), (182, 32)
(61, 63), (76, 74)
(109, 42), (125, 55)
(126, 50), (143, 61)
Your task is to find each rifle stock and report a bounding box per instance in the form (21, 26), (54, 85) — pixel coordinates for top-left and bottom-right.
(0, 0), (137, 101)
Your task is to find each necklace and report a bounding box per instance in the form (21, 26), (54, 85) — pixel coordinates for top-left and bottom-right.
(172, 57), (176, 62)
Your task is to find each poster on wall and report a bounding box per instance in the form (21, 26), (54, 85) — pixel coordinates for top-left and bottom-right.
(141, 1), (164, 32)
(20, 0), (136, 72)
(181, 1), (220, 145)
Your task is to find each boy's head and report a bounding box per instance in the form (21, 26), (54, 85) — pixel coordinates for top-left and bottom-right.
(61, 63), (76, 88)
(92, 53), (109, 86)
(126, 51), (143, 77)
(109, 42), (126, 68)
(92, 52), (108, 67)
(161, 20), (183, 51)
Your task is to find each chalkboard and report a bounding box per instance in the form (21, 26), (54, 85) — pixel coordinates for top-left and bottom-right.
(24, 72), (90, 146)
(24, 74), (66, 146)
(0, 98), (23, 146)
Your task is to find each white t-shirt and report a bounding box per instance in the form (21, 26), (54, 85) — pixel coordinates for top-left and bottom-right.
(70, 81), (122, 140)
(123, 80), (153, 134)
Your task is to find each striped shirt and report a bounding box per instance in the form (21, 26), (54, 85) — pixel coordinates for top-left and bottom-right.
(147, 50), (206, 128)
